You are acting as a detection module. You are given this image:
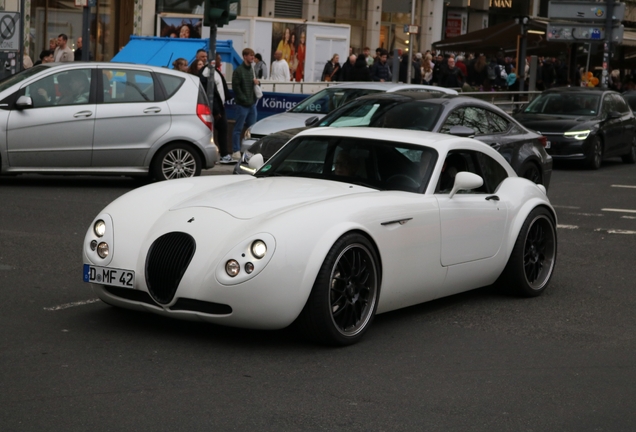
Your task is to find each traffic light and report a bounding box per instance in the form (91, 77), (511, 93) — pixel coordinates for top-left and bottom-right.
(204, 0), (239, 27)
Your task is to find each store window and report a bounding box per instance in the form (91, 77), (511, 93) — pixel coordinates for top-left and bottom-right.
(29, 0), (134, 62)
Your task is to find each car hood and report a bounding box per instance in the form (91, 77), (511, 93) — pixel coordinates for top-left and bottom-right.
(171, 176), (371, 219)
(514, 113), (598, 134)
(249, 112), (326, 136)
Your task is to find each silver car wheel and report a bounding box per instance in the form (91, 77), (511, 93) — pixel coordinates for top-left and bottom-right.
(162, 148), (197, 179)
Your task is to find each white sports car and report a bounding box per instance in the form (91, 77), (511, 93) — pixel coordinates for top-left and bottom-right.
(83, 128), (557, 345)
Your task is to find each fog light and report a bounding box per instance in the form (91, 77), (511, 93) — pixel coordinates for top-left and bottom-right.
(94, 220), (106, 237)
(251, 240), (267, 259)
(245, 262), (254, 274)
(90, 240), (98, 251)
(97, 242), (109, 258)
(226, 260), (240, 277)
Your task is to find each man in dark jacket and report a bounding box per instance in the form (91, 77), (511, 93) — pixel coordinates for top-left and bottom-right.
(231, 47), (260, 159)
(340, 54), (357, 81)
(440, 57), (464, 88)
(371, 49), (392, 82)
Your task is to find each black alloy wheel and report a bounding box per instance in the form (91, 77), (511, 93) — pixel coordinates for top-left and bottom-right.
(521, 163), (542, 185)
(298, 233), (380, 346)
(586, 137), (603, 170)
(496, 207), (557, 297)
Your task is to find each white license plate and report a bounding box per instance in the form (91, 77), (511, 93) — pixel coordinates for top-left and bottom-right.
(83, 264), (135, 288)
(546, 141), (551, 149)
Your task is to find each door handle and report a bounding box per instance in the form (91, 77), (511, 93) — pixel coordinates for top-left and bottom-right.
(73, 110), (93, 118)
(143, 107), (162, 113)
(486, 195), (500, 201)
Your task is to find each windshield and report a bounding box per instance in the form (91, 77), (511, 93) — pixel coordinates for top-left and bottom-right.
(0, 65), (49, 93)
(254, 135), (438, 193)
(523, 93), (601, 116)
(319, 100), (443, 131)
(290, 88), (384, 114)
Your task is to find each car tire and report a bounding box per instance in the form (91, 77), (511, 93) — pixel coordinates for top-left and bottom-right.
(496, 207), (557, 297)
(586, 136), (603, 170)
(151, 143), (202, 181)
(520, 162), (542, 185)
(297, 233), (380, 346)
(621, 136), (636, 164)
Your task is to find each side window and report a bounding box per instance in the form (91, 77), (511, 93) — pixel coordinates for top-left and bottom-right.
(486, 110), (510, 133)
(435, 150), (487, 194)
(612, 94), (630, 114)
(439, 107), (465, 133)
(157, 73), (185, 99)
(102, 69), (155, 103)
(601, 94), (614, 116)
(477, 152), (508, 192)
(462, 107), (492, 135)
(25, 69), (92, 108)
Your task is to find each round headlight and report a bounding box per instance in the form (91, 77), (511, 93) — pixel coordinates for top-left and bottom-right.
(245, 262), (254, 274)
(94, 220), (106, 237)
(97, 242), (109, 258)
(251, 240), (267, 259)
(226, 260), (240, 277)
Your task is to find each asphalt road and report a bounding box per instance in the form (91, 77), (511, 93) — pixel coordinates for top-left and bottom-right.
(1, 159), (635, 431)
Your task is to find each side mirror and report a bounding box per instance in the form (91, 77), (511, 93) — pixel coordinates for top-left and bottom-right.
(449, 171), (483, 198)
(305, 116), (320, 126)
(448, 125), (476, 138)
(16, 95), (33, 109)
(248, 153), (264, 171)
(607, 110), (622, 120)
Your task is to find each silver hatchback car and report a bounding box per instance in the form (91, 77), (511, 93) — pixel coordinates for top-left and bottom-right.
(0, 63), (218, 180)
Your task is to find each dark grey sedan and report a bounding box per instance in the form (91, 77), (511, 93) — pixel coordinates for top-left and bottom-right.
(514, 87), (636, 169)
(236, 92), (553, 189)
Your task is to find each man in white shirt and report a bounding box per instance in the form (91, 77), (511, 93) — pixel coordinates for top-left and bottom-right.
(270, 50), (290, 82)
(54, 34), (74, 62)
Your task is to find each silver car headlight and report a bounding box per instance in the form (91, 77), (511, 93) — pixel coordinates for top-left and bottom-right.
(563, 130), (591, 140)
(94, 220), (106, 237)
(251, 240), (267, 259)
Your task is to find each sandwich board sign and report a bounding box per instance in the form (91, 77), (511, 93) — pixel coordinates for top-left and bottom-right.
(0, 12), (20, 52)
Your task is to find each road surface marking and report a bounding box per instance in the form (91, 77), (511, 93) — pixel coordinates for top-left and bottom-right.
(570, 212), (604, 217)
(601, 208), (636, 214)
(553, 205), (580, 209)
(557, 224), (579, 229)
(594, 228), (636, 235)
(44, 298), (100, 311)
(621, 216), (636, 220)
(611, 185), (636, 189)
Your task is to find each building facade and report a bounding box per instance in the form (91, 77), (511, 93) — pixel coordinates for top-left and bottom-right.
(8, 0), (633, 63)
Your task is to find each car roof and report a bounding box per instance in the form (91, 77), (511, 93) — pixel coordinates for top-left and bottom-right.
(542, 87), (611, 95)
(328, 82), (457, 95)
(296, 126), (467, 151)
(350, 91), (512, 113)
(38, 62), (185, 75)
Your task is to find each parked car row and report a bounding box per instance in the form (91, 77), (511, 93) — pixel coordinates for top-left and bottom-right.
(237, 92), (554, 189)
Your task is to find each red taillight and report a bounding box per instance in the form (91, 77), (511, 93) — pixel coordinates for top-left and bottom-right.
(538, 136), (548, 147)
(196, 103), (212, 130)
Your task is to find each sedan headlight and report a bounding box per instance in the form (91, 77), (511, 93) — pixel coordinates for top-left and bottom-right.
(563, 130), (591, 140)
(94, 220), (106, 237)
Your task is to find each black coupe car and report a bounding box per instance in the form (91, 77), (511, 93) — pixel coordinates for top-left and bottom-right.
(514, 87), (636, 169)
(236, 92), (553, 189)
